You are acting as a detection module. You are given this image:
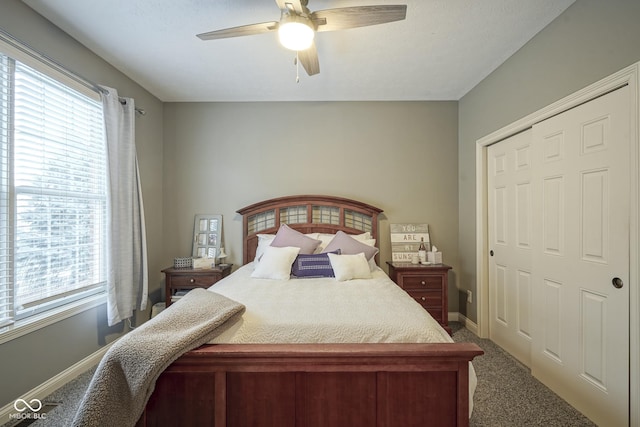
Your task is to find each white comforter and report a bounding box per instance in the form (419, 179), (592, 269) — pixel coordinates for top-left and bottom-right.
(206, 263), (477, 416)
(208, 263), (452, 344)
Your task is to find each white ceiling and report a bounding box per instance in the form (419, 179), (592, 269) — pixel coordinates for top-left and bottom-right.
(22, 0), (575, 102)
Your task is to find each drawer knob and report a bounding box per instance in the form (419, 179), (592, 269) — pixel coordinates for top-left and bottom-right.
(189, 278), (195, 283)
(421, 281), (426, 285)
(421, 297), (426, 301)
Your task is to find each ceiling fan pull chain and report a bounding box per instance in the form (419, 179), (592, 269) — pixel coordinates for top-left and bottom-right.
(296, 51), (300, 83)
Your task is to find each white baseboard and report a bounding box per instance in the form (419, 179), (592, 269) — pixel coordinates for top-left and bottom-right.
(0, 341), (114, 424)
(449, 311), (479, 336)
(458, 313), (479, 335)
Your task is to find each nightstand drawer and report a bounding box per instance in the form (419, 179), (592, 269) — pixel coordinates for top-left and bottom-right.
(162, 264), (233, 306)
(408, 290), (442, 307)
(400, 275), (442, 290)
(386, 262), (452, 335)
(425, 308), (444, 324)
(170, 274), (217, 289)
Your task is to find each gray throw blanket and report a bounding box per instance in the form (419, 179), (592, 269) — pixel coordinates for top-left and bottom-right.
(71, 288), (245, 427)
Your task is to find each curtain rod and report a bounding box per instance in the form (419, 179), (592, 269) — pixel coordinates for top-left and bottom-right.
(0, 27), (146, 115)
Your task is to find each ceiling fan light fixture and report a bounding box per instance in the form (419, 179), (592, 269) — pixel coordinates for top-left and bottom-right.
(278, 15), (314, 51)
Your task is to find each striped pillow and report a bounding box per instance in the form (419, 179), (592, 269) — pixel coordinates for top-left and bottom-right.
(291, 250), (340, 278)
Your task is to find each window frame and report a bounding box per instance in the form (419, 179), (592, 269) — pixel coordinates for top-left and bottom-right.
(0, 35), (107, 343)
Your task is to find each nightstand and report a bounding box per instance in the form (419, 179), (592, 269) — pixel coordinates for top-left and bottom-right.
(162, 264), (232, 307)
(386, 262), (452, 334)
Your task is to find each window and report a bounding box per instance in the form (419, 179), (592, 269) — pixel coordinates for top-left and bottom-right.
(0, 48), (107, 332)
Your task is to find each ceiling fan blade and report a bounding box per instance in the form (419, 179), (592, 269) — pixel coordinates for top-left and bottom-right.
(311, 5), (407, 32)
(298, 42), (320, 76)
(197, 22), (278, 40)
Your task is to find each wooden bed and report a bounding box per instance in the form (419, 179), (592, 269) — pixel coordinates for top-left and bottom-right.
(137, 195), (483, 427)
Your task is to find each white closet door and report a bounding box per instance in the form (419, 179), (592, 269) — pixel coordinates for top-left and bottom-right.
(531, 86), (630, 427)
(488, 129), (533, 367)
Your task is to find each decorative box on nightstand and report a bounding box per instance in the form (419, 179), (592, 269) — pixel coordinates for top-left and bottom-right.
(162, 264), (232, 307)
(386, 261), (452, 334)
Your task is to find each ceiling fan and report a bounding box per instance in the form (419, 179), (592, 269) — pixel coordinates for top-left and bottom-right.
(197, 0), (407, 77)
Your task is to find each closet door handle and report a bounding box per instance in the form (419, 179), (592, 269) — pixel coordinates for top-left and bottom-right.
(612, 277), (623, 289)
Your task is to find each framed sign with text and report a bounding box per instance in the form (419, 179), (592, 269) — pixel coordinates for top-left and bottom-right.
(390, 223), (430, 262)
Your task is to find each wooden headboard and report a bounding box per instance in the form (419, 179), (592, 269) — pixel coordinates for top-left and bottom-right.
(237, 195), (383, 265)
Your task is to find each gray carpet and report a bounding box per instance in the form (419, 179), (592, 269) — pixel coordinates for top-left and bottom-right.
(4, 322), (595, 427)
(451, 323), (595, 427)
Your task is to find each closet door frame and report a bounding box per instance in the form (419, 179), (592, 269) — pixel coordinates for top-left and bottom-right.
(475, 62), (639, 427)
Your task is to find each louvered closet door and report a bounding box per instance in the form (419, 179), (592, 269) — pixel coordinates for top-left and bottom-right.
(530, 86), (630, 427)
(488, 129), (533, 367)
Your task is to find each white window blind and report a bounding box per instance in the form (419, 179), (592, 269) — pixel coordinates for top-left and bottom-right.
(0, 51), (107, 328)
(0, 54), (11, 327)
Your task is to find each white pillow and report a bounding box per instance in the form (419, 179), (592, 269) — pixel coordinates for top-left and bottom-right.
(327, 252), (372, 281)
(357, 232), (373, 241)
(251, 246), (300, 280)
(254, 234), (275, 264)
(361, 238), (378, 270)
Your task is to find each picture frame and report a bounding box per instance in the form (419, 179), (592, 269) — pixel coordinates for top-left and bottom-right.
(192, 214), (222, 261)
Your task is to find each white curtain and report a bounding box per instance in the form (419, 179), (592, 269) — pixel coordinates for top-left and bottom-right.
(101, 86), (148, 326)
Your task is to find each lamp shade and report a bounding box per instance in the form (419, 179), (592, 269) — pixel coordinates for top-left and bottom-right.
(278, 15), (314, 51)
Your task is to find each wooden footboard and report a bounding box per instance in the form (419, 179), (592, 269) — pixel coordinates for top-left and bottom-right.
(137, 342), (483, 427)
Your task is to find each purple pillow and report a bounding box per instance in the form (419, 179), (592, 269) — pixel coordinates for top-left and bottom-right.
(322, 230), (379, 261)
(270, 224), (321, 255)
(291, 250), (340, 278)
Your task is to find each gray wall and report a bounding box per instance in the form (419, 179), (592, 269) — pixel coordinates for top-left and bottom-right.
(0, 1), (165, 408)
(457, 0), (640, 322)
(162, 100), (460, 289)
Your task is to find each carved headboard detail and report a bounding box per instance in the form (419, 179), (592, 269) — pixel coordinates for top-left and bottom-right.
(236, 195), (383, 265)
